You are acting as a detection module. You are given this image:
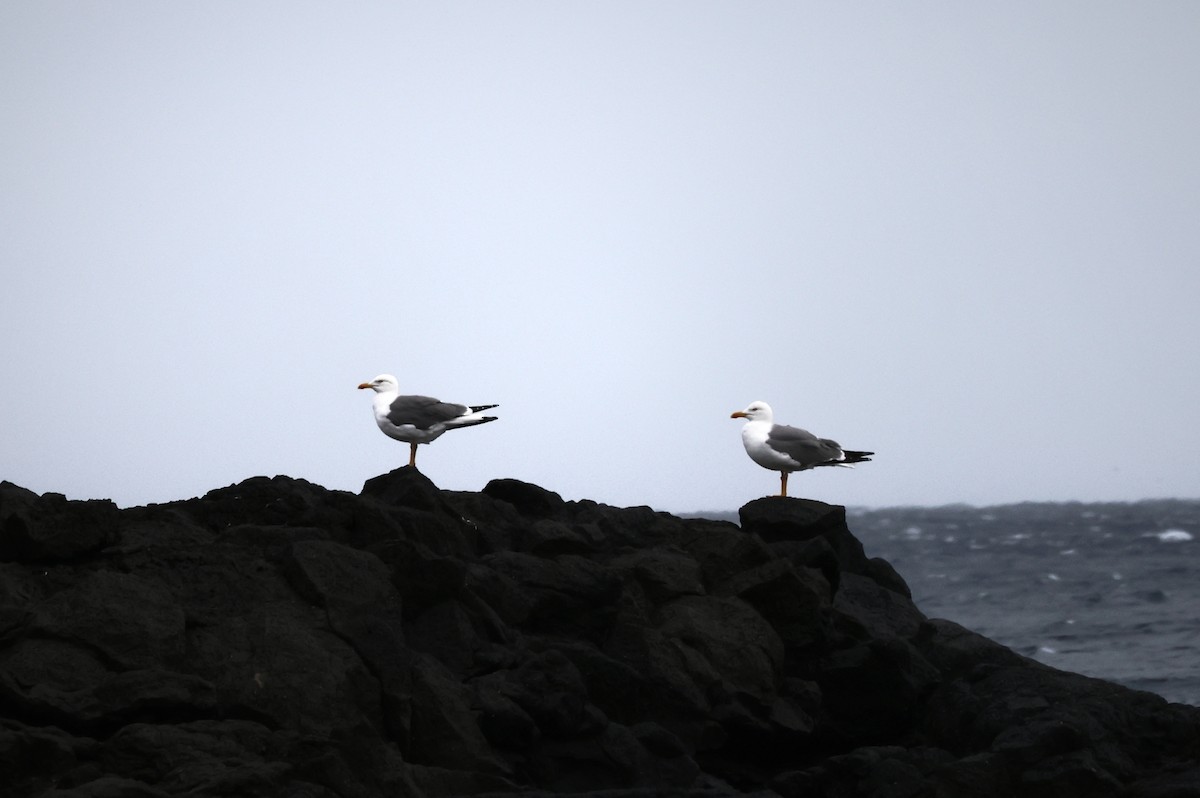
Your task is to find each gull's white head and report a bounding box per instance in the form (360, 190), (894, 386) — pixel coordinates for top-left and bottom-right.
(730, 401), (774, 423)
(357, 374), (399, 393)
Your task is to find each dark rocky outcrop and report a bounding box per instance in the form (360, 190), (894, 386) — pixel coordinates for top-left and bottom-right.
(2, 472), (1199, 797)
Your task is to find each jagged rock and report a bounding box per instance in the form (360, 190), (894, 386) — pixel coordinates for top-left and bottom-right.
(482, 479), (566, 519)
(739, 498), (869, 575)
(0, 482), (118, 563)
(833, 571), (925, 641)
(0, 471), (1198, 797)
(610, 547), (705, 604)
(481, 551), (621, 643)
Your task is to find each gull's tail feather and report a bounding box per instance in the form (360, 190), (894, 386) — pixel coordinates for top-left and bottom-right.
(449, 415), (498, 430)
(447, 405), (499, 430)
(814, 449), (874, 469)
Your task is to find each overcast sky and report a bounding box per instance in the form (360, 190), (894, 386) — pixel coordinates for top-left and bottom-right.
(3, 3), (1198, 513)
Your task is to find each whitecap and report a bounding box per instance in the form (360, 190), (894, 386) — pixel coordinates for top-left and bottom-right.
(1047, 573), (1061, 581)
(1154, 529), (1193, 543)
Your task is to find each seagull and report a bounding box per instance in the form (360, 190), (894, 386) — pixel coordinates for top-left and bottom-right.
(357, 374), (497, 468)
(730, 401), (872, 497)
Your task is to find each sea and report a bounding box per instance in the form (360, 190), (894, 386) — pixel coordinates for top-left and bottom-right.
(700, 499), (1200, 707)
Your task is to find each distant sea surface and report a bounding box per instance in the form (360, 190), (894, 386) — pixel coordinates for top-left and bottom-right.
(701, 500), (1200, 706)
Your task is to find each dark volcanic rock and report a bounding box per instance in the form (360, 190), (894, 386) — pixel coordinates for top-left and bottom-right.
(1, 472), (1199, 797)
(1, 481), (118, 563)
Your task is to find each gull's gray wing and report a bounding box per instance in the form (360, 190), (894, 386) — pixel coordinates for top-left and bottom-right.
(765, 423), (844, 468)
(385, 395), (469, 430)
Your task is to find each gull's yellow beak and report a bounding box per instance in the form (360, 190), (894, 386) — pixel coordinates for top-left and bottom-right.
(357, 382), (372, 390)
(730, 411), (748, 419)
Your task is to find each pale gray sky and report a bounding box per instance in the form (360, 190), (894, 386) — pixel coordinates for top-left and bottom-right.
(3, 3), (1198, 512)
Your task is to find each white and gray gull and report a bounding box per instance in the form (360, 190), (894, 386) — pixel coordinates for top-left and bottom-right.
(730, 401), (872, 497)
(358, 374), (497, 468)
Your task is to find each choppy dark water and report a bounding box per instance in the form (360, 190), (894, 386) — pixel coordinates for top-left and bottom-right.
(848, 500), (1200, 706)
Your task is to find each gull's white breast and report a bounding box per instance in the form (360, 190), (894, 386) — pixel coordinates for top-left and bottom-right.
(741, 421), (797, 471)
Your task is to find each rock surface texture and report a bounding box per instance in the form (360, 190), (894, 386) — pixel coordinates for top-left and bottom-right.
(2, 470), (1199, 797)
